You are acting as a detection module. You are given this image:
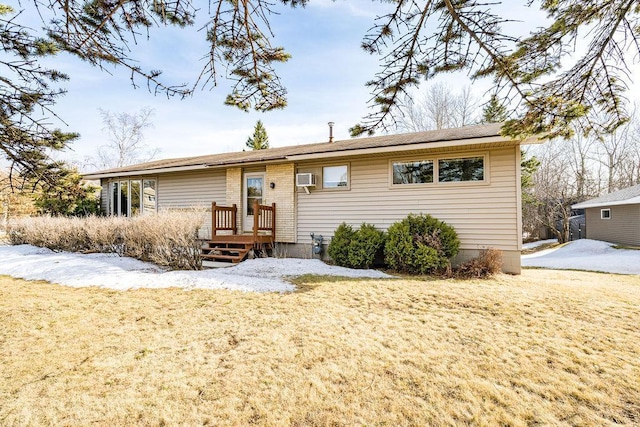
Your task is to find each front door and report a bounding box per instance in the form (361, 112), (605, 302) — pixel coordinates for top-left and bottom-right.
(244, 173), (265, 232)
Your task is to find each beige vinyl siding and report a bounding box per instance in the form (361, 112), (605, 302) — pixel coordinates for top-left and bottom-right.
(296, 146), (521, 251)
(585, 204), (640, 246)
(157, 169), (227, 237)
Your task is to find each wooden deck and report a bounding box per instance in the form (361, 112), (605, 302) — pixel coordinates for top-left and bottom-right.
(201, 201), (275, 264)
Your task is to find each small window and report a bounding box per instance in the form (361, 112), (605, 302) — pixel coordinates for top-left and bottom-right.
(323, 165), (348, 189)
(392, 160), (434, 185)
(438, 156), (484, 182)
(601, 209), (611, 219)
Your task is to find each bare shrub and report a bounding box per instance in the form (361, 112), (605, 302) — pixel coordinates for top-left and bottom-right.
(139, 208), (205, 270)
(455, 248), (503, 279)
(7, 216), (88, 251)
(84, 215), (127, 254)
(6, 209), (206, 270)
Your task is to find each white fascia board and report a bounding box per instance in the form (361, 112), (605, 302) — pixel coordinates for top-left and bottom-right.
(83, 164), (209, 179)
(572, 196), (640, 209)
(83, 157), (290, 180)
(520, 135), (546, 145)
(285, 136), (519, 161)
(205, 157), (288, 168)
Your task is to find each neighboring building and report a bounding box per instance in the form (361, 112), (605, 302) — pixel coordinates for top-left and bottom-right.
(572, 184), (640, 247)
(84, 123), (542, 274)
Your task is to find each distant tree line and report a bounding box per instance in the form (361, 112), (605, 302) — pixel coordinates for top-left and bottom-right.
(397, 83), (640, 243)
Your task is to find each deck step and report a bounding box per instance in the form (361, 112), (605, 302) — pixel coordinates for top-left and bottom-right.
(202, 247), (249, 254)
(201, 239), (253, 263)
(202, 260), (235, 269)
(201, 253), (247, 262)
(201, 234), (273, 264)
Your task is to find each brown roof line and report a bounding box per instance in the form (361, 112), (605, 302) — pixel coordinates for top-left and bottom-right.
(84, 123), (507, 177)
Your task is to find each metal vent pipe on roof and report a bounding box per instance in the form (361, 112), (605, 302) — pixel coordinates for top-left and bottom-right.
(328, 121), (334, 143)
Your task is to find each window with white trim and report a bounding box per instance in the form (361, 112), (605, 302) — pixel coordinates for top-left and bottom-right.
(110, 179), (156, 216)
(323, 165), (348, 189)
(600, 208), (611, 219)
(391, 155), (486, 186)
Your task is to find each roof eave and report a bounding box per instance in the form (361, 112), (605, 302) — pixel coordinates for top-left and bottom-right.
(286, 135), (518, 161)
(205, 156), (288, 168)
(83, 131), (528, 179)
(572, 196), (640, 209)
(83, 163), (209, 180)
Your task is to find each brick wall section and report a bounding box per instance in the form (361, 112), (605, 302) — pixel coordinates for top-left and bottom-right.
(266, 163), (296, 243)
(225, 167), (243, 232)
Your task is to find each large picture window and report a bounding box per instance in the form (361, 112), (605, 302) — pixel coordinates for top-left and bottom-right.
(323, 165), (348, 189)
(392, 161), (433, 184)
(438, 157), (484, 182)
(391, 155), (486, 187)
(110, 178), (157, 216)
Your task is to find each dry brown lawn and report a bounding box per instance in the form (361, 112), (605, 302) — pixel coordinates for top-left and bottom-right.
(1, 270), (639, 426)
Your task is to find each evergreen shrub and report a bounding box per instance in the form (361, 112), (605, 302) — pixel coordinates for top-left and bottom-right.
(328, 222), (385, 269)
(327, 222), (354, 267)
(384, 213), (459, 274)
(347, 223), (386, 269)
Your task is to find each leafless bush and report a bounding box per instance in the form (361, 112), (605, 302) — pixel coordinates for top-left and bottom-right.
(140, 209), (205, 270)
(7, 216), (89, 252)
(454, 248), (503, 279)
(6, 209), (206, 270)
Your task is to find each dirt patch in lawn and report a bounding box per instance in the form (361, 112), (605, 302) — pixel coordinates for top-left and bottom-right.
(1, 270), (639, 426)
(521, 241), (563, 255)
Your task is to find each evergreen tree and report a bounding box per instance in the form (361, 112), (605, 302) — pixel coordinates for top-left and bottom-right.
(481, 95), (508, 124)
(246, 120), (270, 150)
(482, 95), (539, 193)
(1, 4), (78, 184)
(3, 0), (640, 162)
(32, 165), (100, 216)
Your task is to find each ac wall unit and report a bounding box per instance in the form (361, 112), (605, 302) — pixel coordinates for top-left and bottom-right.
(296, 173), (316, 187)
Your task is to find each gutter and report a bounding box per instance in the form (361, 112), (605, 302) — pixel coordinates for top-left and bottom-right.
(286, 135), (527, 161)
(83, 164), (210, 179)
(83, 156), (291, 179)
(83, 134), (542, 179)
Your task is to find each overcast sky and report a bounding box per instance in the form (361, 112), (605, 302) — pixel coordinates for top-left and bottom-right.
(7, 1), (638, 172)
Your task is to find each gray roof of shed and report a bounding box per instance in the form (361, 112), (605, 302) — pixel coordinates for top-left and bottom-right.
(572, 184), (640, 209)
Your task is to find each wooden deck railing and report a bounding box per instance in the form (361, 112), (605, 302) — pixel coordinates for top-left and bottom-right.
(253, 201), (276, 242)
(211, 201), (275, 241)
(212, 202), (237, 236)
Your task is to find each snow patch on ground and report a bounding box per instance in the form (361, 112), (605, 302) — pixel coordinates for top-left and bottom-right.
(0, 245), (391, 293)
(3, 238), (636, 293)
(521, 239), (640, 275)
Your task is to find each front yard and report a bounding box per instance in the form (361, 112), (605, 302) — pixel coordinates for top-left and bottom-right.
(1, 270), (639, 425)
